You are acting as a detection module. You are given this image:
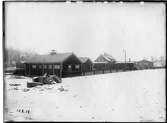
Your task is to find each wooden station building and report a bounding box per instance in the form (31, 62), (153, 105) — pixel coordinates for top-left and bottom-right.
(24, 52), (82, 77)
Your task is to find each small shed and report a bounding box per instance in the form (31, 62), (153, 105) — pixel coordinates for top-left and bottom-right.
(79, 57), (93, 72)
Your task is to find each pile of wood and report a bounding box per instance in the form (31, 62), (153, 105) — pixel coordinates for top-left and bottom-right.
(27, 73), (62, 88)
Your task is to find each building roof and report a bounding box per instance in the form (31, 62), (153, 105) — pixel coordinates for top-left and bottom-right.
(103, 53), (115, 61)
(25, 52), (75, 63)
(79, 57), (92, 63)
(95, 53), (116, 63)
(137, 59), (153, 63)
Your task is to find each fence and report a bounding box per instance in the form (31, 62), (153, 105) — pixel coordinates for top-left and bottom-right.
(10, 65), (166, 78)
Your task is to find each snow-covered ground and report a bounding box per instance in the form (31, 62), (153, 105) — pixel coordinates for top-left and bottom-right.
(4, 69), (166, 122)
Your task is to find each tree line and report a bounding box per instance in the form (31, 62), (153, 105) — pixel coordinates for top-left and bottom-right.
(4, 48), (39, 67)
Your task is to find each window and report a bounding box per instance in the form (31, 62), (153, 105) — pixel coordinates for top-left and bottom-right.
(75, 65), (80, 69)
(68, 65), (72, 72)
(44, 65), (47, 69)
(49, 65), (52, 69)
(68, 65), (72, 69)
(54, 65), (60, 69)
(32, 65), (36, 69)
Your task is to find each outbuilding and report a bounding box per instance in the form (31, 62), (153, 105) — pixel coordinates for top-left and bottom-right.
(94, 53), (116, 71)
(79, 57), (93, 73)
(135, 59), (153, 70)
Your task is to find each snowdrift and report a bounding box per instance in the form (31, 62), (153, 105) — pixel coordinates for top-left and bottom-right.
(4, 69), (166, 122)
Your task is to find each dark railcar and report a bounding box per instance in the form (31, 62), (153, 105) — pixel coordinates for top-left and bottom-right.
(115, 62), (137, 71)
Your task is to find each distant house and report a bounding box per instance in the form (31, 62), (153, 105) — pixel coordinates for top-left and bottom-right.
(94, 53), (116, 71)
(79, 57), (93, 72)
(23, 52), (82, 77)
(135, 59), (153, 70)
(94, 53), (116, 63)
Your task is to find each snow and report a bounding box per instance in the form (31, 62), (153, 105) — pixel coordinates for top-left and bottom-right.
(4, 69), (166, 121)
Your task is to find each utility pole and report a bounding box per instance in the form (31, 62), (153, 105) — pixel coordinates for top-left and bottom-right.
(123, 49), (126, 63)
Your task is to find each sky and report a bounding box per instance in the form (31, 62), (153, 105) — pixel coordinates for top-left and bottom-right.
(5, 2), (165, 61)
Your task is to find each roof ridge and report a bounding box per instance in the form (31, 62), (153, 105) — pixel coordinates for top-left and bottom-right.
(25, 52), (74, 63)
(102, 55), (111, 62)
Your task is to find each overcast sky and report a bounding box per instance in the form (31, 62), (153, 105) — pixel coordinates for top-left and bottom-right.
(5, 2), (165, 61)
